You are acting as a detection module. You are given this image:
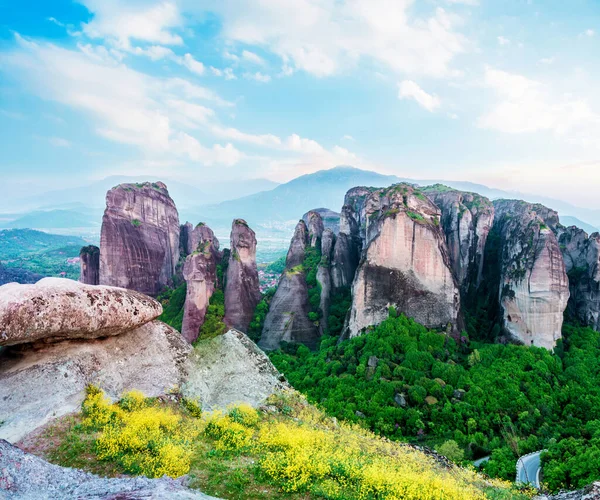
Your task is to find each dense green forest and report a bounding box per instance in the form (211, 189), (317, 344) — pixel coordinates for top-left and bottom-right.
(268, 314), (600, 492)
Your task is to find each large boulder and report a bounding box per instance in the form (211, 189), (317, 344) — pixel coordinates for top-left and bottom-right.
(79, 245), (100, 285)
(0, 278), (162, 347)
(224, 219), (260, 332)
(493, 200), (569, 349)
(558, 227), (600, 331)
(182, 329), (288, 410)
(0, 320), (191, 443)
(259, 220), (320, 350)
(99, 182), (180, 297)
(0, 439), (218, 499)
(344, 184), (461, 338)
(423, 186), (494, 293)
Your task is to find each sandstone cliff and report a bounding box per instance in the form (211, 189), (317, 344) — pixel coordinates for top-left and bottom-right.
(558, 226), (600, 331)
(224, 219), (261, 332)
(492, 200), (569, 349)
(79, 245), (100, 285)
(181, 226), (221, 344)
(423, 186), (494, 293)
(99, 182), (180, 297)
(302, 208), (341, 234)
(259, 220), (320, 350)
(331, 205), (361, 290)
(344, 184), (461, 338)
(181, 221), (221, 260)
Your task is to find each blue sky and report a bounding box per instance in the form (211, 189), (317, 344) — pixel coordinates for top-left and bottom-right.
(0, 0), (599, 208)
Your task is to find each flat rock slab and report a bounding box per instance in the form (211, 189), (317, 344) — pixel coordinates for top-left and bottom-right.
(0, 321), (190, 443)
(0, 278), (162, 346)
(183, 329), (288, 411)
(0, 439), (219, 499)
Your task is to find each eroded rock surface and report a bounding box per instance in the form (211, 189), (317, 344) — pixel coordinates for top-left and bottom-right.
(303, 208), (341, 235)
(0, 321), (190, 443)
(344, 184), (460, 338)
(558, 226), (600, 331)
(0, 439), (217, 499)
(423, 186), (494, 292)
(493, 200), (569, 349)
(181, 222), (221, 260)
(183, 329), (288, 410)
(79, 245), (100, 285)
(331, 205), (361, 290)
(224, 219), (260, 332)
(259, 220), (320, 350)
(0, 278), (161, 346)
(99, 182), (180, 296)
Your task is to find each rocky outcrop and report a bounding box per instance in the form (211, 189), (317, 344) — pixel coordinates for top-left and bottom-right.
(0, 439), (218, 499)
(423, 186), (494, 292)
(305, 210), (325, 247)
(303, 208), (341, 235)
(99, 182), (180, 297)
(558, 226), (600, 331)
(331, 205), (361, 290)
(344, 184), (461, 338)
(535, 482), (600, 500)
(224, 219), (260, 332)
(79, 245), (100, 285)
(183, 329), (288, 411)
(0, 278), (161, 346)
(181, 222), (221, 260)
(0, 320), (190, 443)
(259, 220), (320, 350)
(493, 200), (569, 349)
(317, 229), (335, 334)
(181, 232), (220, 344)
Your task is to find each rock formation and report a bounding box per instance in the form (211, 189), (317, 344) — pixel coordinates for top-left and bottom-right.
(317, 229), (335, 334)
(0, 278), (161, 346)
(0, 440), (218, 499)
(331, 205), (361, 290)
(0, 320), (190, 443)
(558, 226), (600, 331)
(493, 200), (569, 349)
(303, 208), (341, 235)
(305, 210), (325, 247)
(79, 245), (100, 285)
(344, 184), (461, 338)
(99, 182), (180, 297)
(224, 219), (260, 332)
(181, 221), (221, 260)
(181, 229), (221, 344)
(423, 186), (494, 293)
(259, 220), (321, 350)
(182, 329), (288, 411)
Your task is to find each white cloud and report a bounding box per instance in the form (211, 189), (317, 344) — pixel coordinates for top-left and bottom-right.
(210, 66), (222, 76)
(342, 134), (355, 141)
(497, 36), (510, 45)
(583, 29), (595, 37)
(197, 0), (468, 78)
(241, 50), (266, 66)
(223, 68), (236, 80)
(182, 53), (205, 75)
(539, 57), (555, 65)
(244, 71), (271, 83)
(80, 0), (183, 49)
(478, 67), (600, 141)
(398, 80), (441, 112)
(0, 109), (26, 120)
(132, 45), (174, 61)
(47, 17), (65, 27)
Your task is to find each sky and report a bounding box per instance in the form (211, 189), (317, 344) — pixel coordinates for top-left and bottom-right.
(0, 0), (599, 208)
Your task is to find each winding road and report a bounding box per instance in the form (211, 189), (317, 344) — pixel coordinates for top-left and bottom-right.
(516, 451), (544, 489)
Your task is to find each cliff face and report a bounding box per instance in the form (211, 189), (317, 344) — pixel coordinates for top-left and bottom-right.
(224, 219), (261, 332)
(317, 229), (335, 334)
(99, 182), (180, 296)
(181, 226), (221, 344)
(493, 200), (569, 349)
(181, 222), (221, 260)
(302, 208), (341, 235)
(558, 227), (600, 331)
(331, 205), (361, 290)
(423, 186), (494, 293)
(259, 220), (320, 350)
(345, 184), (460, 338)
(79, 245), (100, 285)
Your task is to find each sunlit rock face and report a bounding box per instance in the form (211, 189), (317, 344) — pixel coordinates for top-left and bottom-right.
(79, 245), (100, 285)
(423, 186), (494, 293)
(259, 220), (320, 350)
(344, 184), (460, 338)
(558, 226), (600, 332)
(493, 200), (569, 349)
(224, 219), (260, 333)
(99, 182), (180, 297)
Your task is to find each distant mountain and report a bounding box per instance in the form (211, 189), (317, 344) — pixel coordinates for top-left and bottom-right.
(1, 209), (100, 229)
(0, 229), (88, 260)
(561, 216), (599, 235)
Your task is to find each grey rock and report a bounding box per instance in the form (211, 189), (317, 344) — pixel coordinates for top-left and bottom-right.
(0, 320), (191, 443)
(302, 208), (341, 235)
(453, 389), (466, 400)
(394, 393), (407, 407)
(355, 410), (366, 419)
(534, 482), (600, 499)
(305, 210), (325, 247)
(368, 355), (379, 367)
(0, 439), (218, 499)
(79, 245), (100, 285)
(0, 278), (162, 346)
